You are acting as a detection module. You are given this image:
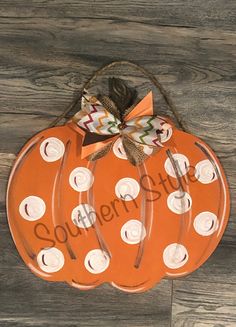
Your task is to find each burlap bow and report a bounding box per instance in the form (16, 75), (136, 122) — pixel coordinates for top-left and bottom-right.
(72, 90), (171, 166)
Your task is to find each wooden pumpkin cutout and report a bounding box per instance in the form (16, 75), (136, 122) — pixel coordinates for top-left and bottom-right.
(7, 64), (230, 293)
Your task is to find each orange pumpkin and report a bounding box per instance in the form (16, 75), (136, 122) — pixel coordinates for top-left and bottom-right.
(7, 78), (230, 293)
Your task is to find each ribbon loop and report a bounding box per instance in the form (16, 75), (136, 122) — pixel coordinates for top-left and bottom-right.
(124, 116), (169, 147)
(78, 109), (120, 135)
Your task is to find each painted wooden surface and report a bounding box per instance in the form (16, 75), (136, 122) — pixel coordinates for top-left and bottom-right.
(0, 1), (235, 326)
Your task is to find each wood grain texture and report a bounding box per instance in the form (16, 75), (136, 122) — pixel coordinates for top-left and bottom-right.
(172, 280), (236, 327)
(0, 0), (235, 326)
(0, 1), (235, 30)
(0, 265), (172, 327)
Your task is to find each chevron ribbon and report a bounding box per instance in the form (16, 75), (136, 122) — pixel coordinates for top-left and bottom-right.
(75, 91), (172, 163)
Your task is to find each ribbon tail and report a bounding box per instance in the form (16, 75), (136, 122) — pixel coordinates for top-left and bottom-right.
(81, 134), (119, 159)
(124, 91), (154, 121)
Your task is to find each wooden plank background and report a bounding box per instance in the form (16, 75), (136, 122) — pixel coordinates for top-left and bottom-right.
(0, 1), (235, 326)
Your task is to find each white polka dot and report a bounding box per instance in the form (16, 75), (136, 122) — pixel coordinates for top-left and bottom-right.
(37, 247), (64, 273)
(40, 137), (65, 162)
(167, 191), (192, 214)
(195, 159), (217, 184)
(121, 219), (146, 244)
(115, 178), (140, 201)
(194, 211), (219, 236)
(19, 196), (46, 221)
(163, 243), (189, 269)
(164, 153), (189, 178)
(84, 249), (110, 274)
(113, 138), (127, 160)
(160, 127), (173, 143)
(69, 167), (94, 192)
(71, 204), (96, 228)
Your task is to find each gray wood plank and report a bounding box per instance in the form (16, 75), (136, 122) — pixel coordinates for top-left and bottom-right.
(0, 153), (15, 204)
(0, 114), (66, 153)
(172, 280), (236, 327)
(0, 1), (235, 30)
(0, 267), (172, 327)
